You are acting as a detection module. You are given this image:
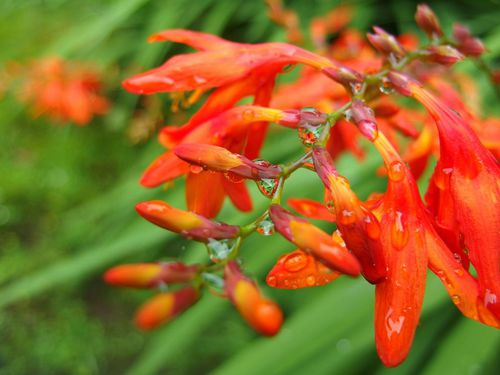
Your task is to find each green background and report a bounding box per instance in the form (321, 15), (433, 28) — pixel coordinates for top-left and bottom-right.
(0, 0), (499, 374)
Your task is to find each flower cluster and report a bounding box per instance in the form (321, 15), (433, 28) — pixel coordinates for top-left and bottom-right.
(9, 56), (109, 125)
(106, 3), (500, 367)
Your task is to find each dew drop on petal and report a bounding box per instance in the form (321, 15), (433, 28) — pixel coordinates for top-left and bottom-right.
(454, 268), (464, 277)
(283, 252), (309, 272)
(256, 178), (279, 198)
(267, 275), (277, 287)
(193, 75), (207, 84)
(391, 211), (409, 250)
(451, 295), (461, 305)
(388, 161), (405, 181)
(364, 213), (381, 239)
(306, 275), (316, 286)
(339, 208), (356, 225)
(189, 165), (204, 174)
(242, 108), (255, 121)
(162, 76), (174, 85)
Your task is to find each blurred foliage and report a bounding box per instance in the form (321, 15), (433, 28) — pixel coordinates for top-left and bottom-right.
(0, 0), (499, 374)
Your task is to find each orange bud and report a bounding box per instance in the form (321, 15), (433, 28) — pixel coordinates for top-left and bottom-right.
(104, 262), (199, 288)
(225, 261), (283, 336)
(415, 4), (442, 38)
(135, 286), (199, 330)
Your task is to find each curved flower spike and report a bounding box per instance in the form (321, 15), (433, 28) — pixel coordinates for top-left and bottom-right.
(224, 261), (283, 336)
(104, 262), (199, 288)
(312, 147), (386, 283)
(287, 198), (336, 222)
(269, 204), (361, 276)
(136, 200), (240, 241)
(123, 29), (362, 95)
(135, 286), (199, 330)
(389, 71), (500, 320)
(174, 144), (282, 179)
(266, 249), (340, 289)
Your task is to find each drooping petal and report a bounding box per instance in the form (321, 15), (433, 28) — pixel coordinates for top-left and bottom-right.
(287, 198), (336, 222)
(266, 249), (340, 289)
(185, 171), (226, 219)
(221, 177), (253, 212)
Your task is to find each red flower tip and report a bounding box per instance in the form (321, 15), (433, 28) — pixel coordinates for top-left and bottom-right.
(452, 23), (486, 57)
(104, 262), (199, 288)
(387, 71), (420, 97)
(135, 286), (199, 330)
(425, 45), (464, 66)
(351, 100), (379, 141)
(225, 261), (283, 336)
(415, 4), (442, 38)
(269, 204), (361, 276)
(174, 144), (282, 179)
(367, 27), (405, 57)
(266, 249), (340, 289)
(321, 65), (364, 87)
(135, 200), (240, 241)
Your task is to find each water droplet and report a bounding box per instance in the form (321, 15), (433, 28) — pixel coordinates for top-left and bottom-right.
(388, 161), (405, 181)
(202, 272), (225, 293)
(162, 76), (174, 85)
(442, 167), (453, 175)
(257, 218), (275, 236)
(339, 208), (356, 225)
(350, 82), (363, 94)
(189, 165), (204, 174)
(224, 171), (244, 183)
(306, 275), (316, 286)
(451, 295), (461, 305)
(344, 109), (353, 121)
(256, 178), (279, 198)
(297, 124), (322, 146)
(385, 307), (405, 339)
(283, 252), (309, 272)
(267, 275), (277, 287)
(391, 211), (409, 250)
(484, 289), (498, 307)
(242, 108), (255, 121)
(454, 268), (464, 277)
(379, 79), (394, 95)
(453, 252), (462, 264)
(193, 75), (207, 84)
(206, 238), (237, 262)
(364, 213), (381, 239)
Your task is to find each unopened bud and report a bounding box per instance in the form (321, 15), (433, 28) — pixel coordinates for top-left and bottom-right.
(322, 65), (364, 87)
(415, 4), (442, 38)
(452, 23), (486, 57)
(425, 45), (464, 66)
(224, 261), (283, 336)
(387, 71), (419, 97)
(135, 286), (199, 330)
(367, 27), (405, 57)
(104, 262), (199, 288)
(351, 100), (379, 141)
(136, 200), (240, 241)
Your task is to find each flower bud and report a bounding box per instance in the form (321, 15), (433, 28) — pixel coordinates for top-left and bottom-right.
(135, 286), (199, 330)
(224, 261), (283, 336)
(351, 100), (379, 141)
(387, 71), (420, 97)
(269, 204), (361, 276)
(426, 45), (464, 66)
(321, 65), (364, 87)
(136, 200), (240, 241)
(415, 4), (442, 38)
(452, 23), (486, 57)
(104, 262), (199, 288)
(367, 27), (405, 57)
(279, 107), (328, 128)
(174, 144), (282, 179)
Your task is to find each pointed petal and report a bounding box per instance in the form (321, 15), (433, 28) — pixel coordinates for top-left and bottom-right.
(186, 171), (226, 219)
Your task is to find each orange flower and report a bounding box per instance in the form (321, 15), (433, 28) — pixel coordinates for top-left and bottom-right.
(224, 261), (283, 336)
(19, 57), (108, 125)
(390, 71), (500, 321)
(135, 287), (199, 330)
(269, 204), (361, 276)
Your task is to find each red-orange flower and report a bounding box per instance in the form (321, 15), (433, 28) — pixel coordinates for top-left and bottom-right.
(224, 261), (283, 336)
(390, 71), (500, 321)
(19, 57), (109, 125)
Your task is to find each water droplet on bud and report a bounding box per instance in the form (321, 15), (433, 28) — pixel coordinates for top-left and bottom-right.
(206, 238), (238, 262)
(298, 124), (322, 146)
(391, 211), (409, 250)
(283, 251), (309, 272)
(257, 218), (275, 236)
(388, 161), (405, 181)
(364, 213), (381, 239)
(189, 165), (204, 174)
(339, 208), (356, 225)
(256, 178), (279, 198)
(242, 108), (255, 121)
